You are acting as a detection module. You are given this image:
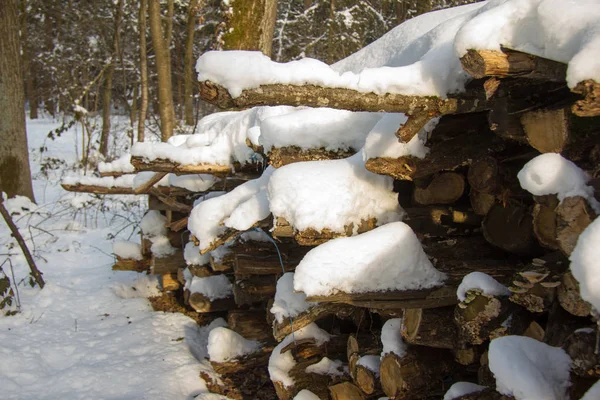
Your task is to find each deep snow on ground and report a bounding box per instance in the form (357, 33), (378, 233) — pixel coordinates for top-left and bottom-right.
(0, 117), (218, 399)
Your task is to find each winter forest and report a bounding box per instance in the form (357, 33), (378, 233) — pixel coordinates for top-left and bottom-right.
(1, 0), (600, 399)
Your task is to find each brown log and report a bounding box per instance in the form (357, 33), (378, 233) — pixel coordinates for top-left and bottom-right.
(460, 48), (567, 82)
(227, 309), (273, 342)
(453, 347), (478, 366)
(404, 206), (481, 238)
(401, 306), (459, 349)
(166, 216), (188, 232)
(161, 273), (180, 291)
(455, 389), (514, 400)
(520, 107), (570, 153)
(199, 80), (490, 115)
(329, 382), (365, 400)
(210, 251), (235, 272)
(532, 195), (560, 250)
(233, 275), (278, 306)
(231, 240), (312, 276)
(558, 271), (592, 317)
(148, 188), (192, 213)
(470, 190), (497, 216)
(272, 217), (378, 246)
(380, 348), (453, 400)
(273, 304), (356, 342)
(151, 249), (185, 275)
(563, 329), (600, 378)
(477, 351), (495, 388)
(131, 155), (232, 175)
(133, 172), (167, 194)
(61, 183), (136, 195)
(482, 203), (538, 256)
(572, 79), (600, 117)
(187, 264), (215, 277)
(112, 256), (150, 273)
(467, 156), (500, 194)
(187, 292), (236, 313)
(556, 196), (597, 256)
(412, 172), (465, 205)
(210, 346), (272, 375)
(523, 321), (546, 342)
(544, 301), (592, 347)
(487, 98), (528, 143)
(200, 216), (272, 255)
(396, 111), (438, 143)
(268, 146), (356, 168)
(354, 365), (378, 395)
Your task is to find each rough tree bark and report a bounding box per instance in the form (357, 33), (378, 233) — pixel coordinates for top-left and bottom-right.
(99, 0), (124, 157)
(222, 0), (279, 57)
(0, 0), (35, 201)
(149, 0), (176, 141)
(184, 0), (201, 126)
(138, 0), (149, 143)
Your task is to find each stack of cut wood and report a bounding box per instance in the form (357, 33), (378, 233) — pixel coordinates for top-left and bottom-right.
(192, 48), (599, 400)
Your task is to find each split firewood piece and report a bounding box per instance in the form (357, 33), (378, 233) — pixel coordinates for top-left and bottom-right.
(272, 216), (378, 246)
(532, 195), (560, 250)
(347, 335), (360, 380)
(453, 388), (514, 399)
(453, 347), (479, 366)
(477, 351), (495, 388)
(487, 97), (527, 143)
(199, 80), (490, 115)
(60, 183), (136, 195)
(133, 172), (167, 194)
(227, 309), (273, 342)
(131, 156), (232, 175)
(572, 79), (600, 117)
(166, 216), (188, 232)
(267, 146), (356, 168)
(210, 346), (273, 376)
(329, 382), (365, 400)
(151, 249), (185, 275)
(558, 271), (592, 317)
(555, 196), (597, 256)
(233, 275), (278, 307)
(199, 216), (272, 255)
(148, 188), (192, 213)
(161, 273), (180, 291)
(482, 202), (538, 256)
(354, 363), (379, 396)
(520, 107), (570, 153)
(401, 306), (459, 349)
(403, 206), (481, 238)
(412, 172), (465, 205)
(460, 48), (567, 82)
(380, 347), (453, 400)
(522, 321), (545, 342)
(232, 240), (312, 276)
(470, 190), (497, 216)
(210, 251), (235, 272)
(562, 329), (600, 378)
(187, 292), (236, 313)
(396, 110), (438, 143)
(112, 256), (150, 273)
(508, 266), (562, 313)
(273, 304), (356, 342)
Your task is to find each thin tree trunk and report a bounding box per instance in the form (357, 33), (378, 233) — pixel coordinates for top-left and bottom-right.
(184, 0), (200, 126)
(138, 0), (149, 143)
(328, 0), (335, 64)
(0, 0), (35, 202)
(19, 0), (38, 120)
(99, 0), (124, 157)
(149, 0), (176, 141)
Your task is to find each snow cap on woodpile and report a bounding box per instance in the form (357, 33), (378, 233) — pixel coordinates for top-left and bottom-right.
(517, 153), (600, 213)
(304, 357), (346, 376)
(183, 242), (210, 266)
(98, 154), (135, 174)
(185, 275), (233, 301)
(294, 222), (446, 297)
(270, 272), (315, 324)
(488, 335), (572, 400)
(570, 217), (600, 311)
(381, 318), (407, 358)
(292, 390), (321, 400)
(207, 327), (260, 363)
(268, 323), (331, 387)
(197, 0), (600, 97)
(362, 113), (432, 160)
(112, 241), (143, 261)
(443, 382), (487, 400)
(268, 153), (403, 234)
(456, 272), (511, 302)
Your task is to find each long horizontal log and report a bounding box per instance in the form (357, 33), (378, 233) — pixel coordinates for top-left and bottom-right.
(134, 172), (167, 194)
(148, 188), (192, 213)
(272, 217), (379, 246)
(272, 303), (356, 342)
(61, 183), (137, 195)
(199, 81), (490, 115)
(268, 146), (356, 168)
(131, 155), (232, 175)
(460, 48), (567, 82)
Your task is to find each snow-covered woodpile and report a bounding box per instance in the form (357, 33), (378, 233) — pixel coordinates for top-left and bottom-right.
(61, 1), (600, 399)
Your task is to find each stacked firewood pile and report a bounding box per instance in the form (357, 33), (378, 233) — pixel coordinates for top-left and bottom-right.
(63, 47), (600, 400)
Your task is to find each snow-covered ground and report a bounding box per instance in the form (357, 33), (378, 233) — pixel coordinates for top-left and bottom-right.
(0, 117), (217, 399)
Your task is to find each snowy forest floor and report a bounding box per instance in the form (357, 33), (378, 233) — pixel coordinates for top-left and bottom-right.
(0, 117), (219, 399)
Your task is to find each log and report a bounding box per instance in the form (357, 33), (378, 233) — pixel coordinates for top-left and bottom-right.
(227, 309), (273, 342)
(151, 249), (185, 275)
(210, 251), (235, 272)
(482, 202), (539, 256)
(460, 48), (567, 82)
(233, 275), (278, 306)
(187, 292), (236, 313)
(133, 172), (167, 195)
(131, 156), (232, 175)
(396, 111), (437, 143)
(268, 146), (356, 168)
(532, 195), (560, 250)
(470, 190), (496, 216)
(148, 188), (192, 213)
(522, 320), (545, 342)
(520, 107), (570, 153)
(544, 301), (591, 347)
(453, 347), (478, 366)
(563, 329), (600, 378)
(355, 364), (379, 395)
(379, 348), (453, 400)
(199, 80), (490, 115)
(272, 217), (378, 246)
(556, 196), (597, 256)
(61, 183), (136, 195)
(572, 79), (600, 117)
(412, 172), (465, 205)
(404, 206), (481, 238)
(199, 217), (272, 255)
(166, 216), (189, 232)
(401, 306), (459, 349)
(467, 156), (500, 194)
(231, 240), (312, 276)
(558, 271), (592, 317)
(210, 346), (272, 375)
(273, 304), (356, 342)
(329, 382), (365, 400)
(454, 389), (514, 400)
(112, 256), (150, 272)
(161, 273), (180, 291)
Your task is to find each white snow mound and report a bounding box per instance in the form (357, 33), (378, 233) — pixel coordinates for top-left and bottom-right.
(207, 327), (261, 362)
(270, 273), (315, 324)
(381, 318), (407, 358)
(456, 272), (511, 302)
(443, 382), (487, 400)
(112, 241), (143, 260)
(570, 217), (600, 311)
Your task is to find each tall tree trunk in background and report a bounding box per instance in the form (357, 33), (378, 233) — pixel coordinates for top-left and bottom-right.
(138, 0), (149, 143)
(165, 0), (174, 65)
(222, 0), (279, 58)
(328, 0), (335, 64)
(20, 0), (38, 120)
(99, 0), (124, 158)
(184, 0), (200, 126)
(416, 0), (432, 15)
(149, 0), (176, 142)
(0, 0), (35, 201)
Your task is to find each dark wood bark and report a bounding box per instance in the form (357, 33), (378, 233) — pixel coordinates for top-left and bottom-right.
(520, 107), (570, 153)
(558, 271), (592, 317)
(222, 0), (280, 57)
(112, 256), (150, 273)
(563, 329), (600, 378)
(188, 292), (236, 313)
(482, 203), (539, 256)
(555, 196), (597, 256)
(572, 80), (600, 117)
(532, 195), (560, 250)
(329, 382), (365, 400)
(401, 306), (459, 349)
(130, 155), (263, 178)
(227, 309), (273, 342)
(268, 146), (356, 168)
(273, 304), (356, 342)
(412, 172), (465, 205)
(0, 0), (35, 201)
(151, 249), (184, 275)
(233, 275), (278, 306)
